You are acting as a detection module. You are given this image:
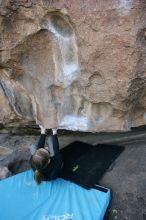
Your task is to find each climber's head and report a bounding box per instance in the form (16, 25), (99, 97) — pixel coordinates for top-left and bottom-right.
(31, 148), (50, 185)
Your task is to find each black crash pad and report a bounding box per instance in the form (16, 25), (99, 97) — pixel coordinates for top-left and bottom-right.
(61, 141), (124, 189)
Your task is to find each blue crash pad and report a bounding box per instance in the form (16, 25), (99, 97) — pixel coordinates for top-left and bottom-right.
(0, 170), (110, 220)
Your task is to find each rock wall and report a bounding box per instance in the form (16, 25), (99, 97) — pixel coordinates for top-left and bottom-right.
(0, 0), (146, 132)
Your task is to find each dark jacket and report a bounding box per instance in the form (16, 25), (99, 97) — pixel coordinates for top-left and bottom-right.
(30, 134), (63, 181)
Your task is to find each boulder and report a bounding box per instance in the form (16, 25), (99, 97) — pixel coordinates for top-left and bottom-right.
(0, 0), (146, 132)
(0, 166), (11, 179)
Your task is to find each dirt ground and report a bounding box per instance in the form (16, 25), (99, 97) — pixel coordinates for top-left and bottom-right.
(0, 129), (146, 220)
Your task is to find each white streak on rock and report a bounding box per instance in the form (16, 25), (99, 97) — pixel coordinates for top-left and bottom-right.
(59, 115), (88, 131)
(118, 0), (133, 14)
(45, 20), (80, 86)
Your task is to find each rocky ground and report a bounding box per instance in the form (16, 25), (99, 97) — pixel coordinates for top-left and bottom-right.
(0, 129), (146, 220)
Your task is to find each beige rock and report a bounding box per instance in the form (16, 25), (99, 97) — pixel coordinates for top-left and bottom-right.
(0, 0), (146, 132)
(0, 166), (11, 179)
(0, 81), (12, 124)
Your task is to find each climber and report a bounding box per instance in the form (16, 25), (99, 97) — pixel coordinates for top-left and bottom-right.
(30, 125), (63, 185)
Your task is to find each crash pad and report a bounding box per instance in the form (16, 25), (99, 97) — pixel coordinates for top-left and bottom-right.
(0, 170), (110, 220)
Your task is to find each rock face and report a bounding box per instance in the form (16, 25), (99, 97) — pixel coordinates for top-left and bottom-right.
(0, 166), (11, 179)
(0, 0), (146, 132)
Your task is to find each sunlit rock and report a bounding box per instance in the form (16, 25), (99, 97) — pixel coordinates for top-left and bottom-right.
(0, 166), (11, 179)
(0, 1), (146, 132)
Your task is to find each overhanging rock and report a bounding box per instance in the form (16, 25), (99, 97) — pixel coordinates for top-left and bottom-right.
(0, 1), (146, 132)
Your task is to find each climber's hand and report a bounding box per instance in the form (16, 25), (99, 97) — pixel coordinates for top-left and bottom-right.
(39, 125), (46, 134)
(52, 128), (57, 135)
